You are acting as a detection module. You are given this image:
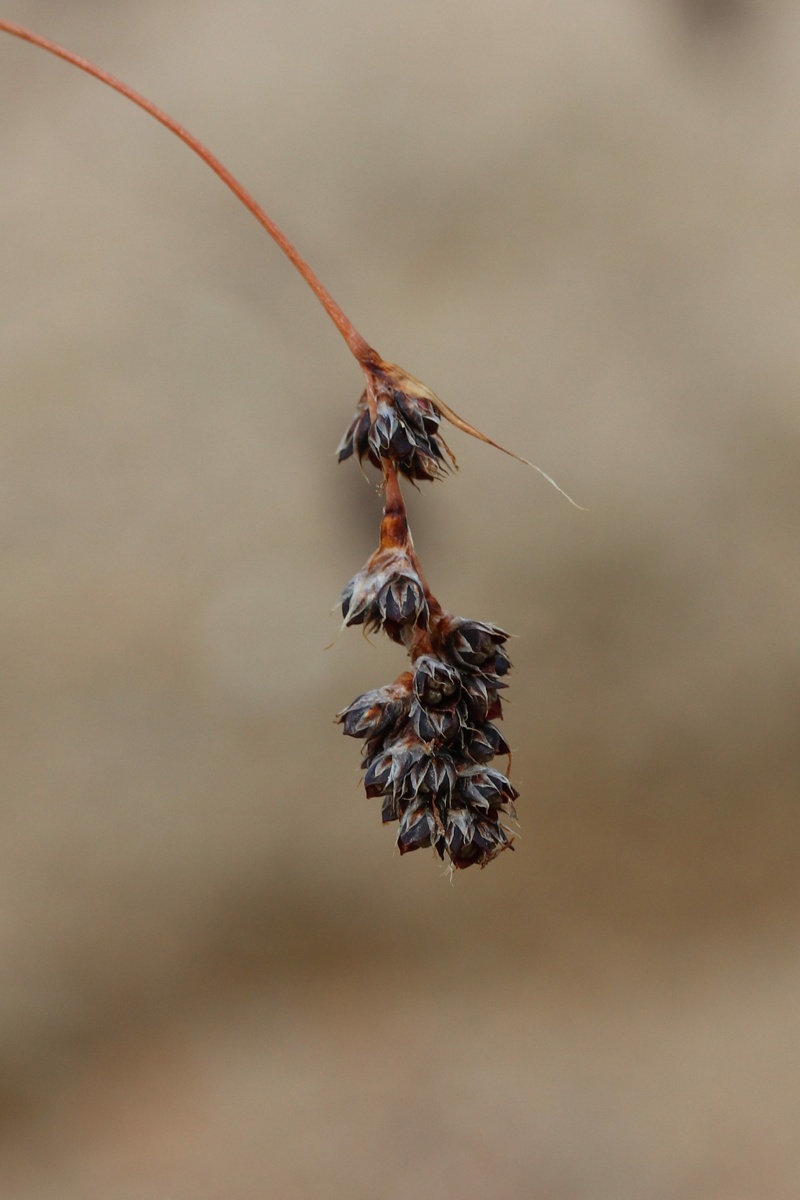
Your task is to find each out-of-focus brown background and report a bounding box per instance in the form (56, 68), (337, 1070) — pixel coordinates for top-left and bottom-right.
(1, 1), (799, 1195)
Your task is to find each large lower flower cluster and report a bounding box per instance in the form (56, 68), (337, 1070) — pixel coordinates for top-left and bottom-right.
(337, 553), (518, 869)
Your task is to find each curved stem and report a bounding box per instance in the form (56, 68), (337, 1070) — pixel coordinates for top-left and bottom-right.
(0, 19), (376, 364)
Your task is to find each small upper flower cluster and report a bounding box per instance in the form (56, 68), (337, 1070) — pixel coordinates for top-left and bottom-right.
(337, 536), (517, 869)
(337, 364), (456, 483)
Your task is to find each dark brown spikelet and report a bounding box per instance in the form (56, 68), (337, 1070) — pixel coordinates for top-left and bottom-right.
(439, 615), (511, 672)
(336, 678), (412, 741)
(340, 546), (429, 643)
(337, 364), (457, 483)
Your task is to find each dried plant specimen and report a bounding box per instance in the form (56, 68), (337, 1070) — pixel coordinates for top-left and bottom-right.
(0, 19), (579, 870)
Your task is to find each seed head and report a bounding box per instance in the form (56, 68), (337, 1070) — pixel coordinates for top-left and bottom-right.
(341, 547), (429, 642)
(336, 365), (456, 483)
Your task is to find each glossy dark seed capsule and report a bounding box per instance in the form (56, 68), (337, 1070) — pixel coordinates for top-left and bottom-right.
(412, 655), (462, 707)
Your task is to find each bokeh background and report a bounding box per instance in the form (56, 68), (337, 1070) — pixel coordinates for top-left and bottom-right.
(1, 1), (799, 1196)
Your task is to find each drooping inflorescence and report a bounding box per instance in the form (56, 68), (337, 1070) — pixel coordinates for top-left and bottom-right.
(0, 19), (557, 875)
(336, 359), (519, 870)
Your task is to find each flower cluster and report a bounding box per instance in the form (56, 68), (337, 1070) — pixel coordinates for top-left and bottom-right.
(336, 517), (518, 869)
(337, 365), (455, 483)
(341, 545), (428, 643)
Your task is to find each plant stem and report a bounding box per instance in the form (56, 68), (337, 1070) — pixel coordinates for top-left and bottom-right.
(0, 19), (376, 365)
(380, 461), (438, 615)
(382, 462), (406, 517)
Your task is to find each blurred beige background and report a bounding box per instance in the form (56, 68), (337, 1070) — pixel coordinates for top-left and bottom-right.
(1, 0), (799, 1196)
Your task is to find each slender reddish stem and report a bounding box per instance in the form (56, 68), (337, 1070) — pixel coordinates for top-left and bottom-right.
(378, 462), (409, 550)
(379, 459), (439, 660)
(382, 462), (406, 516)
(380, 460), (437, 611)
(0, 19), (376, 364)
